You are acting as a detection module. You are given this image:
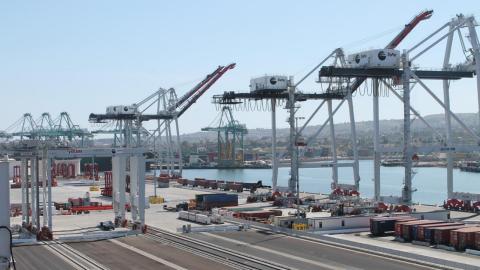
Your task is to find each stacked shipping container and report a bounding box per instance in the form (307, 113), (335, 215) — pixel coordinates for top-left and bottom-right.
(450, 227), (480, 251)
(370, 216), (417, 236)
(415, 222), (463, 241)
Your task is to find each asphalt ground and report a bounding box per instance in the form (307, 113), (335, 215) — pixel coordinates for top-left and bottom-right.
(13, 245), (77, 270)
(189, 230), (437, 270)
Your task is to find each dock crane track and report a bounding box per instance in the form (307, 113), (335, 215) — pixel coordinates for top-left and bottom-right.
(43, 240), (109, 270)
(146, 227), (294, 270)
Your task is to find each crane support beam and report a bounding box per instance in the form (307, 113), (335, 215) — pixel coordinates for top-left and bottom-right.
(319, 67), (474, 80)
(213, 91), (345, 104)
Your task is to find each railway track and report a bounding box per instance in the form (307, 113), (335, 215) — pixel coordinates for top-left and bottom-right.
(146, 227), (296, 270)
(42, 240), (108, 270)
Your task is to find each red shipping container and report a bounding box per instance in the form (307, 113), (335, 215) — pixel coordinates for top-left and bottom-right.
(397, 220), (443, 240)
(177, 178), (187, 185)
(433, 225), (468, 245)
(208, 180), (218, 189)
(450, 227), (480, 250)
(417, 222), (463, 242)
(158, 177), (170, 183)
(238, 210), (283, 219)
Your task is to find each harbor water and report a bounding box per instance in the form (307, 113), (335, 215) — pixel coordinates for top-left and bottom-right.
(181, 160), (480, 205)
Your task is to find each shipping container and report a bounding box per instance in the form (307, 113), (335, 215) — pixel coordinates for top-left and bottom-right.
(431, 225), (468, 245)
(218, 182), (228, 191)
(370, 216), (416, 236)
(395, 220), (442, 239)
(406, 221), (444, 241)
(474, 231), (480, 251)
(416, 222), (463, 242)
(450, 227), (480, 251)
(211, 214), (223, 224)
(237, 210), (282, 220)
(157, 177), (169, 188)
(178, 210), (189, 220)
(195, 214), (211, 225)
(188, 211), (196, 222)
(228, 183), (243, 192)
(422, 222), (464, 244)
(194, 178), (207, 187)
(195, 193), (238, 210)
(176, 178), (187, 186)
(178, 210), (212, 225)
(208, 180), (218, 190)
(202, 180), (214, 189)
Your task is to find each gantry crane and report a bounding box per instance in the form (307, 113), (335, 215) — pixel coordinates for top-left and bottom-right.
(319, 12), (480, 206)
(0, 112), (91, 145)
(212, 10), (434, 195)
(89, 63), (236, 176)
(201, 106), (247, 168)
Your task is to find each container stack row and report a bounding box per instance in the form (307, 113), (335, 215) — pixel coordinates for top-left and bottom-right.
(370, 216), (480, 251)
(176, 178), (247, 192)
(178, 210), (224, 225)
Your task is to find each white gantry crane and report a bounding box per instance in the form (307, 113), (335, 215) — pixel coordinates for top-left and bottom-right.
(319, 12), (480, 205)
(89, 63), (236, 177)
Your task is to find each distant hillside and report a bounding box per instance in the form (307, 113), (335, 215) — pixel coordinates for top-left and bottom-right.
(179, 113), (479, 143)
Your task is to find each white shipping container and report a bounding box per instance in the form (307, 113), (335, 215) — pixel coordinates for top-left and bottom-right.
(178, 211), (189, 220)
(250, 75), (288, 92)
(211, 214), (223, 224)
(347, 49), (400, 69)
(188, 212), (196, 222)
(195, 214), (211, 225)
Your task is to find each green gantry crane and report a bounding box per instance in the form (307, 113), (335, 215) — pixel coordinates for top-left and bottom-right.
(202, 106), (247, 168)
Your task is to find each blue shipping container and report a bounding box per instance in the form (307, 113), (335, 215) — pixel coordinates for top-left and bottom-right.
(195, 193), (238, 210)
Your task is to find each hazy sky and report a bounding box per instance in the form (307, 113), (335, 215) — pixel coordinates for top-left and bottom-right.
(2, 1), (480, 135)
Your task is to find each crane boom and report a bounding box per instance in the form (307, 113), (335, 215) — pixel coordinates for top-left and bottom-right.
(176, 63), (236, 117)
(349, 10), (433, 92)
(386, 10), (433, 49)
(172, 65), (225, 111)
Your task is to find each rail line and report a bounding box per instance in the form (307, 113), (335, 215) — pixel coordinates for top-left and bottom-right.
(146, 226), (295, 270)
(42, 240), (109, 270)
